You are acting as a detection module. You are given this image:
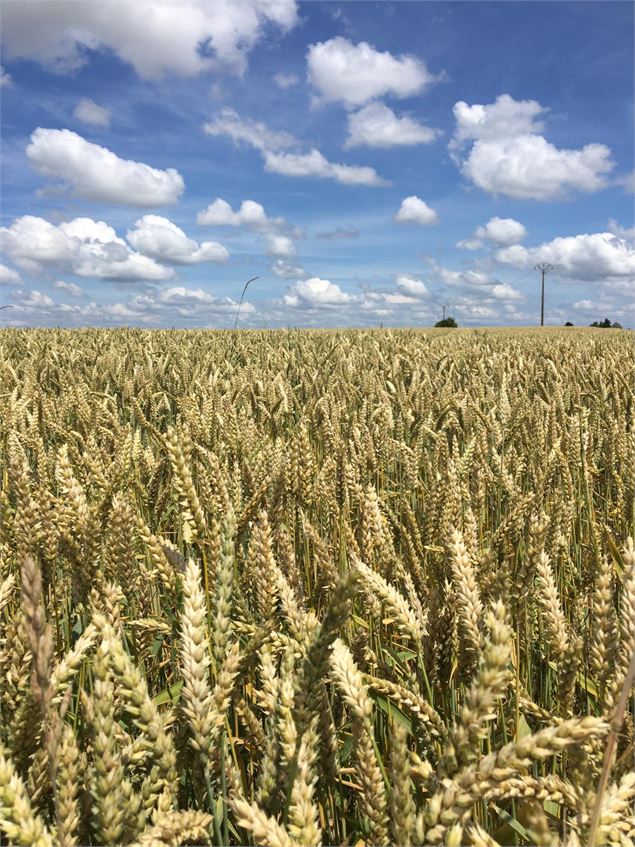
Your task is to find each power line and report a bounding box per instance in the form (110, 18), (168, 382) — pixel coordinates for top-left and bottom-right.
(500, 269), (540, 285)
(550, 261), (634, 277)
(498, 260), (634, 279)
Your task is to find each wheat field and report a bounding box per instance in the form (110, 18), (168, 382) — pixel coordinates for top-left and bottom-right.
(0, 326), (634, 847)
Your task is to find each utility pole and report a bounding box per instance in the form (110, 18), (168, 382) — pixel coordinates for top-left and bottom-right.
(442, 303), (449, 321)
(534, 264), (553, 326)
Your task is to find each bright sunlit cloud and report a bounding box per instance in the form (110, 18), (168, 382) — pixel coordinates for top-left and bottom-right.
(0, 1), (632, 327)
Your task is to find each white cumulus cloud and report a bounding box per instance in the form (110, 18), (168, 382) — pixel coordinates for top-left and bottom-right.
(129, 287), (255, 319)
(283, 277), (352, 308)
(458, 217), (527, 250)
(53, 280), (83, 296)
(274, 72), (299, 89)
(463, 135), (614, 200)
(372, 293), (421, 307)
(456, 238), (484, 252)
(431, 263), (496, 289)
(205, 108), (387, 187)
(196, 198), (302, 268)
(23, 290), (55, 308)
(0, 263), (21, 285)
(574, 299), (596, 311)
(271, 259), (306, 279)
(0, 0), (298, 78)
(5, 284), (255, 328)
(158, 287), (237, 306)
(345, 102), (439, 149)
(263, 149), (387, 187)
(0, 215), (174, 281)
(395, 274), (428, 298)
(489, 283), (524, 301)
(450, 94), (614, 200)
(266, 234), (295, 259)
(607, 219), (635, 240)
(475, 217), (527, 245)
(307, 37), (437, 107)
(395, 196), (438, 226)
(451, 94), (546, 149)
(126, 215), (228, 264)
(615, 170), (635, 193)
(426, 260), (524, 302)
(1, 65), (13, 87)
(495, 232), (635, 281)
(73, 98), (111, 127)
(196, 198), (284, 231)
(204, 108), (297, 153)
(27, 128), (184, 206)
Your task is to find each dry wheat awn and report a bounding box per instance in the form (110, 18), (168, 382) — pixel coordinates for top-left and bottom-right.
(0, 326), (633, 845)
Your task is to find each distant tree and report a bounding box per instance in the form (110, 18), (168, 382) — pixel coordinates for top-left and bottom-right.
(434, 317), (458, 328)
(564, 321), (574, 326)
(590, 318), (623, 329)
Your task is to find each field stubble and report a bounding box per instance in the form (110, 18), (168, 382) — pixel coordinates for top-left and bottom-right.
(0, 326), (634, 846)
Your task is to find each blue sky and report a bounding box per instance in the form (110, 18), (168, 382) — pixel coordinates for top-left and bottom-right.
(1, 0), (633, 328)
